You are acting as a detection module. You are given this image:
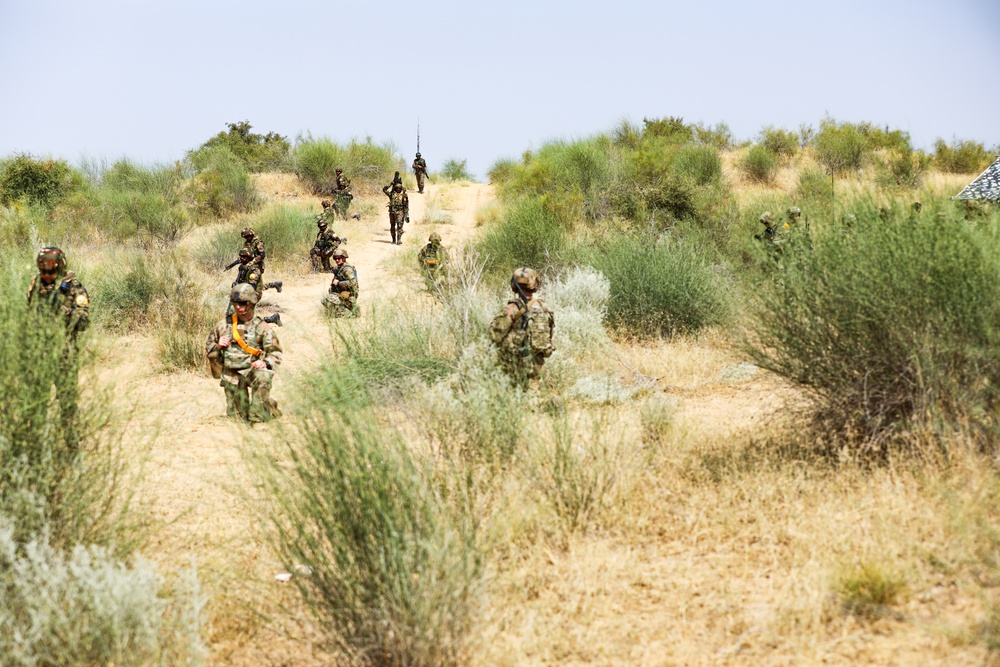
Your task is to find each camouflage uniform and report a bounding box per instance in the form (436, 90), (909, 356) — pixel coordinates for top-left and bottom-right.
(417, 233), (447, 281)
(755, 211), (783, 253)
(241, 228), (266, 272)
(489, 268), (555, 387)
(27, 247), (90, 344)
(205, 285), (283, 423)
(321, 249), (359, 317)
(412, 154), (427, 194)
(333, 170), (353, 220)
(383, 182), (409, 245)
(310, 219), (343, 272)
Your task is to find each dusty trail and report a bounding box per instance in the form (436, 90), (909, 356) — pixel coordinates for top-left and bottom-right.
(101, 179), (492, 664)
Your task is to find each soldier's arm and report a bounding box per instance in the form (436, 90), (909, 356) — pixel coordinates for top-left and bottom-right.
(206, 321), (227, 356)
(261, 327), (283, 370)
(68, 284), (90, 334)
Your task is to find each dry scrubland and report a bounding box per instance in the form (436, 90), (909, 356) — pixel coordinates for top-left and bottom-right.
(1, 122), (1000, 666)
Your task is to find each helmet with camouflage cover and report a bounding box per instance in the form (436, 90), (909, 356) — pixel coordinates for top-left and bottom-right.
(393, 182), (403, 191)
(230, 283), (260, 305)
(759, 211), (775, 225)
(787, 206), (802, 220)
(429, 232), (442, 246)
(511, 267), (539, 292)
(36, 246), (67, 275)
(415, 152), (421, 157)
(335, 168), (343, 174)
(321, 199), (332, 209)
(241, 227), (255, 240)
(315, 215), (327, 228)
(841, 213), (857, 226)
(332, 247), (349, 259)
(239, 248), (253, 262)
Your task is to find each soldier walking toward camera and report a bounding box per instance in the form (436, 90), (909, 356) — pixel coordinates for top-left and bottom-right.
(490, 268), (555, 388)
(785, 206), (802, 230)
(383, 180), (409, 245)
(333, 168), (354, 220)
(755, 211), (783, 249)
(321, 247), (359, 317)
(27, 246), (90, 345)
(205, 284), (283, 423)
(417, 232), (447, 282)
(241, 227), (266, 272)
(229, 248), (282, 325)
(310, 217), (344, 272)
(412, 152), (427, 194)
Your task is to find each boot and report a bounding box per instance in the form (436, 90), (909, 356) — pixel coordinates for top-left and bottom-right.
(351, 213), (361, 220)
(266, 281), (282, 293)
(263, 313), (282, 326)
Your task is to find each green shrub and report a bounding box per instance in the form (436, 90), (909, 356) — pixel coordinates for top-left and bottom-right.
(934, 138), (994, 174)
(292, 135), (402, 195)
(739, 145), (779, 184)
(85, 159), (189, 244)
(758, 126), (799, 159)
(187, 146), (262, 218)
(587, 233), (728, 338)
(833, 560), (906, 620)
(673, 144), (722, 186)
(260, 407), (482, 666)
(487, 157), (517, 185)
(0, 522), (206, 666)
(642, 116), (694, 143)
(814, 118), (872, 174)
(440, 158), (472, 182)
(692, 121), (734, 150)
(153, 266), (216, 373)
(0, 154), (79, 207)
(89, 252), (168, 331)
(189, 120), (290, 172)
(797, 165), (833, 202)
(476, 198), (567, 277)
(747, 204), (1000, 453)
(244, 204), (311, 267)
(875, 147), (932, 191)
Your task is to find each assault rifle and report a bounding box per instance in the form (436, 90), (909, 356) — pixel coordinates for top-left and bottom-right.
(224, 257), (241, 271)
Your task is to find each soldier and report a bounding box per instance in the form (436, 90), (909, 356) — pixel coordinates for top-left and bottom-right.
(27, 246), (90, 345)
(417, 232), (447, 281)
(321, 248), (359, 317)
(412, 152), (427, 194)
(755, 211), (781, 245)
(785, 206), (802, 230)
(382, 180), (409, 245)
(489, 267), (555, 388)
(241, 227), (266, 272)
(205, 284), (283, 423)
(333, 168), (353, 220)
(310, 217), (344, 272)
(320, 199), (334, 220)
(229, 248), (283, 325)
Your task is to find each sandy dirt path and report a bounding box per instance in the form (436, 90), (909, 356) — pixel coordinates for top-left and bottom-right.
(101, 179), (493, 664)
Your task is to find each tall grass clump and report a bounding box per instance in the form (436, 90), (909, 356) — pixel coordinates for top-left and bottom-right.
(758, 126), (799, 159)
(934, 138), (995, 174)
(476, 197), (567, 277)
(292, 135), (402, 195)
(187, 146), (262, 218)
(739, 145), (779, 184)
(0, 153), (80, 207)
(673, 144), (723, 186)
(587, 234), (728, 339)
(875, 146), (932, 191)
(260, 406), (482, 666)
(747, 205), (1000, 455)
(188, 120), (290, 172)
(0, 520), (206, 666)
(544, 265), (611, 351)
(89, 252), (169, 331)
(242, 203), (312, 266)
(813, 118), (872, 174)
(439, 158), (472, 182)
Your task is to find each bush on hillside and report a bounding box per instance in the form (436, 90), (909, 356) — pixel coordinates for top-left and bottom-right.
(586, 233), (728, 339)
(0, 154), (79, 207)
(797, 165), (834, 203)
(189, 120), (290, 172)
(692, 122), (735, 150)
(187, 146), (262, 218)
(292, 135), (402, 196)
(84, 159), (189, 244)
(934, 138), (994, 174)
(814, 118), (872, 174)
(673, 144), (722, 186)
(875, 146), (932, 191)
(476, 198), (566, 277)
(747, 206), (1000, 455)
(739, 145), (779, 184)
(758, 126), (799, 159)
(440, 158), (472, 182)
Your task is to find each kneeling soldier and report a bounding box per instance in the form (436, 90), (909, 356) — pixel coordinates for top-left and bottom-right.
(310, 217), (344, 272)
(490, 267), (555, 388)
(206, 284), (283, 423)
(417, 232), (447, 282)
(321, 247), (358, 317)
(229, 248), (282, 325)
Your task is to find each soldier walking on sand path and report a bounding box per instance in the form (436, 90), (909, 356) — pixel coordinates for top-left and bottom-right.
(205, 284), (283, 423)
(333, 168), (354, 220)
(412, 152), (427, 194)
(383, 179), (409, 245)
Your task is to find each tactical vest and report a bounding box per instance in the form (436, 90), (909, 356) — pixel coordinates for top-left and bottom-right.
(389, 192), (406, 211)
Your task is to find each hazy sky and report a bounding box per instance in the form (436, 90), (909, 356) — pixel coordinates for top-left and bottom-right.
(2, 0), (998, 179)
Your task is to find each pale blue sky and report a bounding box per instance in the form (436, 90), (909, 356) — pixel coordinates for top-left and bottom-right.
(1, 0), (998, 179)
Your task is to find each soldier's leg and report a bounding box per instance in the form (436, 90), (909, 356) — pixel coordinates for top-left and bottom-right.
(248, 368), (276, 423)
(310, 249), (322, 272)
(416, 172), (425, 193)
(224, 380), (250, 421)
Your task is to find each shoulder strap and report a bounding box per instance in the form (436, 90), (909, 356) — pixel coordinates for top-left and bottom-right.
(231, 313), (263, 357)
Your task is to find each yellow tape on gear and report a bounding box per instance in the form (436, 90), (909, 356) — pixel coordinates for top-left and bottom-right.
(231, 313), (263, 357)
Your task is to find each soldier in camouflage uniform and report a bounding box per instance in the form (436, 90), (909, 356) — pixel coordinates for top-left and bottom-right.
(755, 211), (783, 249)
(310, 217), (344, 272)
(490, 268), (555, 388)
(785, 206), (802, 230)
(205, 283), (283, 423)
(412, 152), (427, 194)
(333, 168), (353, 220)
(417, 232), (447, 282)
(228, 249), (283, 325)
(241, 227), (266, 272)
(27, 246), (90, 345)
(382, 181), (409, 245)
(321, 247), (359, 317)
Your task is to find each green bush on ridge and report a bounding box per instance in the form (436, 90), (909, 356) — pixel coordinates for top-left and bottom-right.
(292, 135), (402, 196)
(0, 153), (80, 207)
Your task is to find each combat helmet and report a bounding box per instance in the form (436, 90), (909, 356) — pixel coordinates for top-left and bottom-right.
(36, 246), (66, 274)
(841, 213), (857, 227)
(429, 232), (442, 246)
(239, 248), (253, 262)
(335, 168), (343, 174)
(415, 152), (421, 157)
(511, 267), (539, 292)
(241, 227), (256, 239)
(315, 215), (328, 227)
(332, 247), (349, 259)
(230, 283), (260, 305)
(321, 199), (332, 209)
(787, 206), (802, 220)
(759, 211), (775, 225)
